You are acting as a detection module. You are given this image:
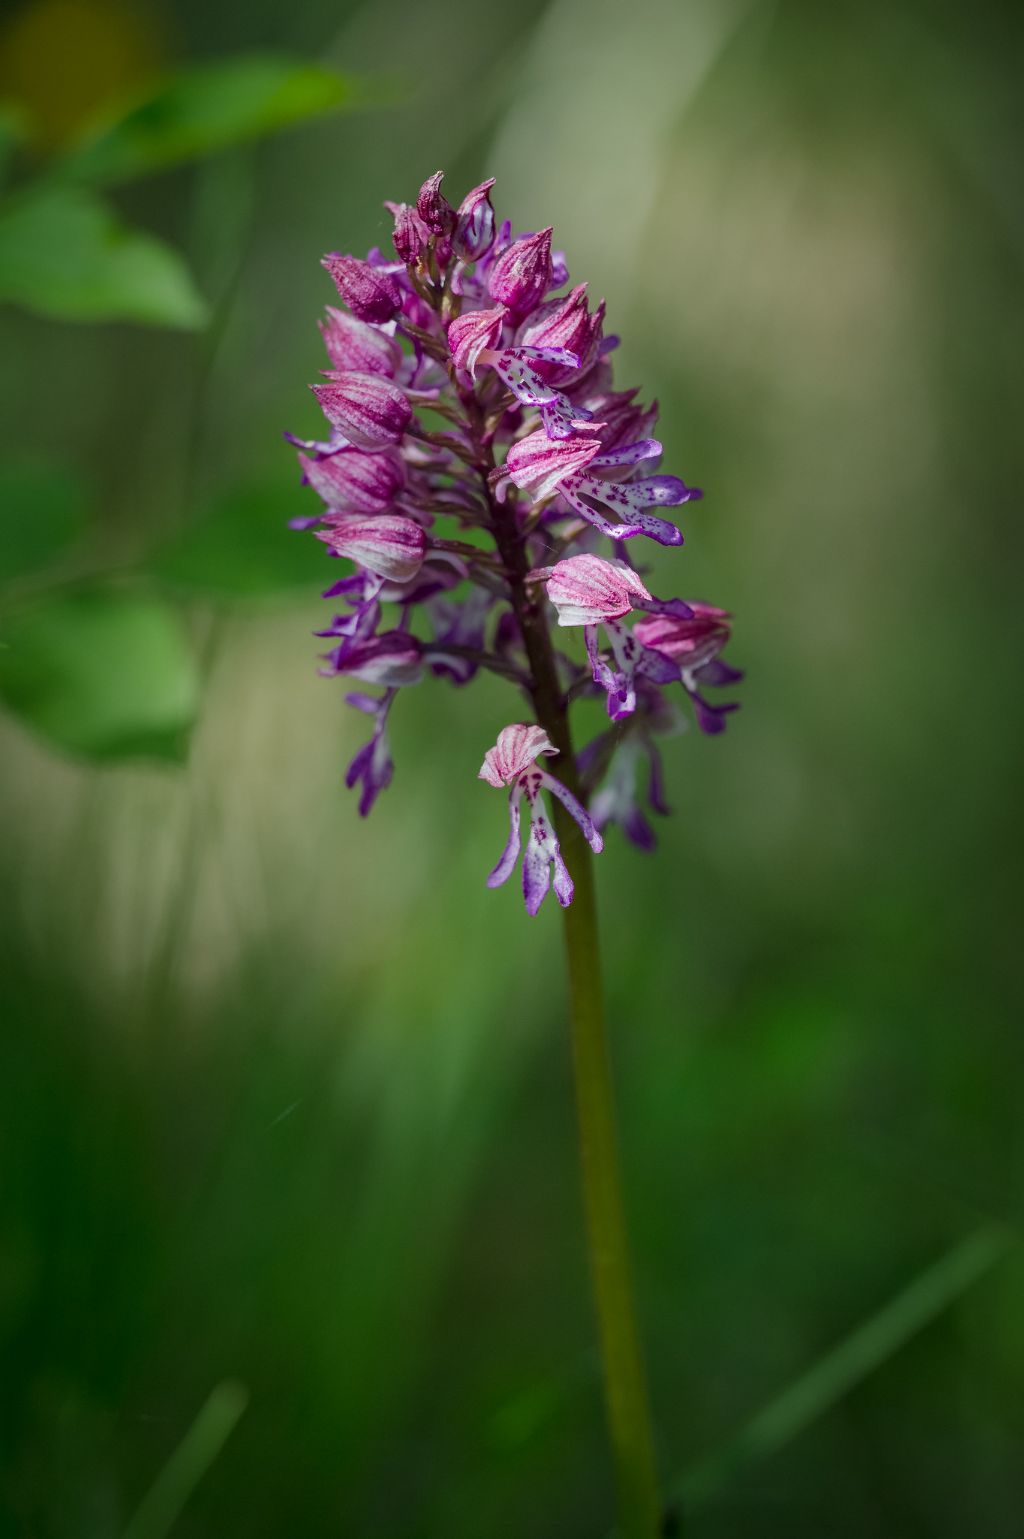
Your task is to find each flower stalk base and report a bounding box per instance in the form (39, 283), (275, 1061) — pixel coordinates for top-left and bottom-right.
(556, 798), (662, 1539)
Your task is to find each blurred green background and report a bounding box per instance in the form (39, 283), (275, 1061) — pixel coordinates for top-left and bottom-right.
(1, 0), (1022, 1535)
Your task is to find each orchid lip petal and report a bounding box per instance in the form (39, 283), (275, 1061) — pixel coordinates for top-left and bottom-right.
(591, 438), (663, 468)
(486, 784), (523, 887)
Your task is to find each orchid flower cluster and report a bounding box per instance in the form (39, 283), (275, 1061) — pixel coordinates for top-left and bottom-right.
(288, 172), (741, 915)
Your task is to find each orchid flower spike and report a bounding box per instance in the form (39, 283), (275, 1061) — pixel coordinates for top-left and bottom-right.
(287, 171), (741, 912)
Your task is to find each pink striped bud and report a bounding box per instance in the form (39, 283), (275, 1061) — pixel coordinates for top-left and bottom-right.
(453, 178), (496, 260)
(487, 228), (553, 314)
(321, 254), (401, 323)
(312, 373), (411, 449)
(386, 201), (430, 265)
(416, 171), (455, 235)
(319, 307), (401, 377)
(298, 448), (404, 515)
(317, 514), (426, 583)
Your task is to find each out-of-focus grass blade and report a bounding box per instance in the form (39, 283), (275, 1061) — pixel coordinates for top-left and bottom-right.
(58, 56), (358, 188)
(122, 1380), (248, 1539)
(671, 1224), (1016, 1512)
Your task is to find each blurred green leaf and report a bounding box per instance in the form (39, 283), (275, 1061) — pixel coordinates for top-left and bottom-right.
(0, 586), (199, 761)
(60, 56), (355, 187)
(0, 462), (87, 584)
(152, 483), (326, 600)
(0, 185), (207, 327)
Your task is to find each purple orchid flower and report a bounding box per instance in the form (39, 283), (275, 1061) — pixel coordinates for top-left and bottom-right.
(633, 605), (744, 733)
(479, 725), (603, 916)
(537, 554), (693, 720)
(287, 171), (740, 907)
(504, 429), (698, 543)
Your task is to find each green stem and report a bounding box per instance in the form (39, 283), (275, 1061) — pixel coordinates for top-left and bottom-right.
(458, 378), (661, 1536)
(557, 816), (662, 1539)
(493, 511), (661, 1538)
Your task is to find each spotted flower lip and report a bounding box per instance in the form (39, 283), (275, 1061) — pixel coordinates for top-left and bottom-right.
(517, 285), (604, 383)
(504, 429), (602, 501)
(316, 514), (426, 583)
(560, 471), (695, 546)
(487, 227), (554, 313)
(480, 724), (604, 916)
(321, 254), (402, 323)
(312, 373), (412, 450)
(502, 429), (692, 544)
(487, 348), (595, 439)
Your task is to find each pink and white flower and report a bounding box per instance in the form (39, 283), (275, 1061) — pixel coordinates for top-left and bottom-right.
(479, 724), (603, 916)
(538, 556), (692, 721)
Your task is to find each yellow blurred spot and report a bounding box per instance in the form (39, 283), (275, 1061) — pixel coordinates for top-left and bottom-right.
(0, 0), (170, 152)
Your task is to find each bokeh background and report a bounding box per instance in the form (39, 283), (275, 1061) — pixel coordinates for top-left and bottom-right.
(1, 0), (1022, 1535)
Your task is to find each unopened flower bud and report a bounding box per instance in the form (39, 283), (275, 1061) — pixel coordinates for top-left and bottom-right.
(487, 228), (553, 314)
(312, 373), (412, 450)
(416, 171), (455, 235)
(453, 178), (496, 260)
(298, 448), (404, 514)
(319, 307), (401, 376)
(317, 514), (426, 583)
(321, 254), (401, 322)
(386, 201), (430, 265)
